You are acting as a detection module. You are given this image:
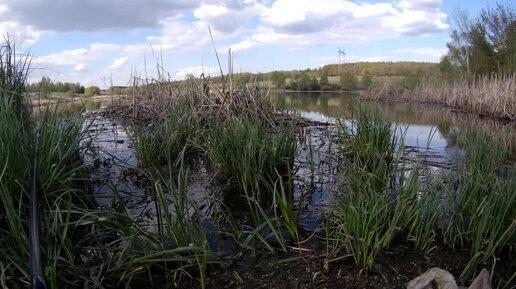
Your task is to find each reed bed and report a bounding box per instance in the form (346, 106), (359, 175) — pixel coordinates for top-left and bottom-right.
(364, 74), (516, 120)
(107, 74), (276, 127)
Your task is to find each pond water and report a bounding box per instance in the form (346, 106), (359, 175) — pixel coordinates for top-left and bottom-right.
(80, 92), (516, 234)
(277, 91), (516, 231)
(276, 91), (516, 157)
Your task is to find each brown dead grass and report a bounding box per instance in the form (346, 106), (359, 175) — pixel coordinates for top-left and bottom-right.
(363, 74), (516, 120)
(106, 75), (277, 126)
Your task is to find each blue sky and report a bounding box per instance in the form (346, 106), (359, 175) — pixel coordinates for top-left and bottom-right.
(0, 0), (512, 86)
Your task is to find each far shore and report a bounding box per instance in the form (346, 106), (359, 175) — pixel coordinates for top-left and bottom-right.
(30, 94), (122, 107)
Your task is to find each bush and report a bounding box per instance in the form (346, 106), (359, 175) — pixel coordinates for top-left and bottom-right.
(85, 86), (101, 97)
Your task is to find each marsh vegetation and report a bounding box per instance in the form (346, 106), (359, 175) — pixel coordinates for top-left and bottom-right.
(1, 15), (515, 289)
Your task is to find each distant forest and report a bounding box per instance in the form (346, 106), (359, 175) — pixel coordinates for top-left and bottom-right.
(246, 61), (439, 91)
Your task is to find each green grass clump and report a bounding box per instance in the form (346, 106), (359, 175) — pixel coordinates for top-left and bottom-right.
(338, 107), (397, 171)
(0, 99), (90, 288)
(0, 39), (29, 118)
(136, 98), (201, 167)
(205, 114), (297, 193)
(0, 38), (92, 287)
(330, 109), (515, 281)
(329, 109), (403, 270)
(441, 132), (516, 280)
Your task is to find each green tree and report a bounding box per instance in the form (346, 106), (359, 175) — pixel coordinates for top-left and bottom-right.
(443, 4), (516, 77)
(361, 71), (372, 88)
(64, 90), (75, 98)
(319, 70), (329, 86)
(340, 72), (357, 90)
(270, 71), (287, 88)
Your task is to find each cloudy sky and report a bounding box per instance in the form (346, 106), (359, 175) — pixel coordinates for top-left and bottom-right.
(0, 0), (510, 86)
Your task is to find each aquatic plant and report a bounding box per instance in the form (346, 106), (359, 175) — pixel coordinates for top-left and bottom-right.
(136, 97), (202, 167)
(330, 109), (401, 270)
(0, 38), (214, 289)
(205, 114), (296, 193)
(337, 106), (397, 172)
(0, 37), (30, 118)
(441, 132), (516, 280)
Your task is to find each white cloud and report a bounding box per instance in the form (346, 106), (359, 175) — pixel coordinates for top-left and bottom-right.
(2, 0), (453, 86)
(173, 65), (220, 80)
(90, 43), (122, 52)
(0, 21), (47, 46)
(107, 56), (129, 70)
(74, 63), (86, 72)
(393, 47), (447, 60)
(194, 1), (265, 33)
(398, 0), (442, 11)
(146, 16), (215, 53)
(232, 0), (449, 51)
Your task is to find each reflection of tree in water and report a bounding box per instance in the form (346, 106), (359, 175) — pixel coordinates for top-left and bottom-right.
(275, 92), (516, 158)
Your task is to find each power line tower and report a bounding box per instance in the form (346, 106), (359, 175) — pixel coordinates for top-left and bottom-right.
(337, 46), (346, 79)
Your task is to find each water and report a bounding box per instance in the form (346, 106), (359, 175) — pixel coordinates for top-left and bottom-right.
(79, 92), (515, 234)
(276, 91), (516, 231)
(276, 91), (516, 157)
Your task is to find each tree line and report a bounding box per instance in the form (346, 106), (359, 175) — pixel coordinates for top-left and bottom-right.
(257, 61), (437, 91)
(440, 3), (515, 78)
(28, 77), (102, 97)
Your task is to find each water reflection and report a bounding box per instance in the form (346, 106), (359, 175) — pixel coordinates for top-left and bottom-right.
(275, 92), (516, 158)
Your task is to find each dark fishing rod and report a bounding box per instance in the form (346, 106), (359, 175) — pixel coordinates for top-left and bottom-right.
(30, 154), (48, 289)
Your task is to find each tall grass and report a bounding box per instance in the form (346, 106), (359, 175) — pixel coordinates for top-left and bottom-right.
(0, 98), (90, 287)
(330, 108), (515, 281)
(329, 109), (414, 270)
(0, 37), (30, 118)
(441, 132), (516, 280)
(0, 39), (90, 287)
(364, 74), (516, 120)
(0, 38), (215, 288)
(136, 97), (202, 167)
(205, 114), (297, 193)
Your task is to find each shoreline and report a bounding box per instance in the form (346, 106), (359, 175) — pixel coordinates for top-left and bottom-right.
(29, 94), (121, 107)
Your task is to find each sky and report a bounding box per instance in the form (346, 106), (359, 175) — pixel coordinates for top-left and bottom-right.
(0, 0), (512, 87)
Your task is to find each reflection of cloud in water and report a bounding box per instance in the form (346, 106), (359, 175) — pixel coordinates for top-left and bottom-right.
(300, 111), (336, 124)
(400, 124), (447, 150)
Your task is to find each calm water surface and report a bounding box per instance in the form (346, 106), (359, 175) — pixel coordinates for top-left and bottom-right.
(275, 91), (516, 156)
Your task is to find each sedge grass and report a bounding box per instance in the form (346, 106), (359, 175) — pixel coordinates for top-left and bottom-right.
(136, 97), (202, 167)
(330, 109), (400, 270)
(442, 132), (516, 280)
(329, 108), (436, 270)
(0, 38), (213, 288)
(205, 114), (297, 193)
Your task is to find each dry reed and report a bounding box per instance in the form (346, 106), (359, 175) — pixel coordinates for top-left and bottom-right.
(107, 74), (276, 126)
(363, 74), (516, 120)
